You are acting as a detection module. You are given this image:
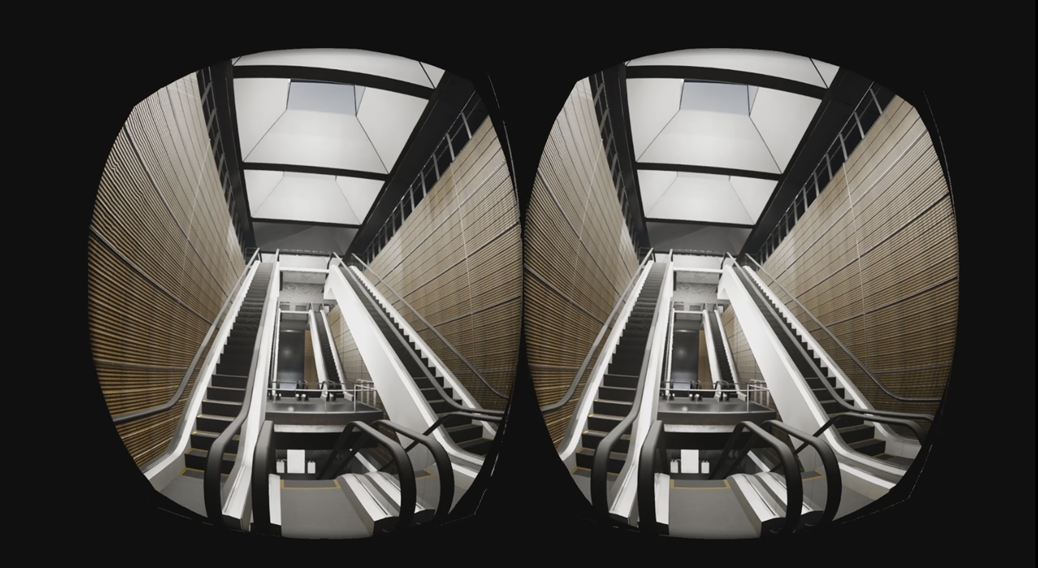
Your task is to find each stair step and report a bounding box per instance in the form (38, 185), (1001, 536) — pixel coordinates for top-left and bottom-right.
(191, 431), (240, 453)
(457, 438), (493, 456)
(593, 399), (633, 417)
(598, 385), (637, 402)
(587, 414), (623, 432)
(206, 386), (247, 403)
(202, 399), (241, 417)
(603, 374), (639, 389)
(576, 448), (626, 473)
(836, 424), (876, 444)
(436, 413), (472, 428)
(582, 430), (631, 453)
(185, 448), (236, 473)
(196, 414), (233, 432)
(212, 374), (249, 389)
(446, 424), (484, 444)
(848, 438), (885, 457)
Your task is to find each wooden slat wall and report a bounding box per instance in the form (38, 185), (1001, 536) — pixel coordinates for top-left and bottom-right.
(303, 330), (318, 388)
(525, 78), (640, 448)
(364, 117), (521, 413)
(698, 331), (712, 388)
(327, 305), (371, 391)
(88, 73), (245, 468)
(760, 96), (958, 423)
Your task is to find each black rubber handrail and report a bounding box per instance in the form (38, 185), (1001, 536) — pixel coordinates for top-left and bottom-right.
(315, 421), (417, 532)
(637, 420), (667, 533)
(398, 411), (502, 454)
(711, 421), (802, 537)
(784, 412), (926, 460)
(204, 262), (277, 523)
(344, 253), (508, 399)
(251, 420), (277, 535)
(592, 262), (668, 515)
(372, 420), (453, 523)
(743, 254), (941, 403)
(762, 420), (841, 528)
(338, 264), (504, 418)
(726, 256), (933, 426)
(541, 248), (654, 412)
(112, 249), (261, 424)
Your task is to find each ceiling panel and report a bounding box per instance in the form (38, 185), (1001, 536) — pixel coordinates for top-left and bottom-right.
(647, 221), (751, 255)
(242, 110), (388, 173)
(233, 78), (291, 158)
(628, 48), (829, 88)
(749, 88), (821, 170)
(244, 170), (285, 213)
(639, 171), (775, 226)
(253, 222), (358, 253)
(356, 89), (428, 172)
(234, 48), (435, 88)
(638, 110), (780, 174)
(627, 78), (683, 159)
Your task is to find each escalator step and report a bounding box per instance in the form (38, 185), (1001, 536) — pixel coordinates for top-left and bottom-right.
(848, 438), (885, 457)
(836, 424), (875, 444)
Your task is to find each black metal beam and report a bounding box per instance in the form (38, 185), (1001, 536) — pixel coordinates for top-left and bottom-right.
(208, 60), (256, 251)
(636, 162), (781, 182)
(345, 73), (477, 259)
(608, 64), (650, 250)
(626, 65), (826, 99)
(645, 217), (755, 229)
(231, 65), (433, 99)
(739, 70), (874, 257)
(242, 162), (388, 182)
(251, 218), (360, 230)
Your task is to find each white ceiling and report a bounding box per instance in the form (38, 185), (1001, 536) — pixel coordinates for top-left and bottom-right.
(624, 49), (837, 244)
(230, 49), (441, 249)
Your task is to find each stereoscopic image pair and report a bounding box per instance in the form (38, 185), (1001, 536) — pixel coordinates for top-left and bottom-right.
(88, 47), (957, 540)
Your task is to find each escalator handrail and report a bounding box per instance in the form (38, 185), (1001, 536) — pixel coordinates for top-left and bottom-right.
(251, 420), (276, 534)
(637, 420), (666, 532)
(790, 412), (927, 457)
(373, 419), (453, 523)
(204, 262), (277, 523)
(743, 254), (941, 403)
(343, 253), (508, 400)
(338, 264), (504, 418)
(762, 420), (842, 528)
(726, 255), (933, 425)
(710, 421), (802, 536)
(541, 248), (654, 412)
(592, 262), (667, 515)
(398, 410), (502, 453)
(315, 421), (417, 531)
(112, 248), (261, 424)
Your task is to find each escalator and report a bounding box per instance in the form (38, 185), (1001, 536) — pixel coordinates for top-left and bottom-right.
(575, 262), (668, 480)
(708, 310), (737, 394)
(340, 266), (494, 457)
(181, 263), (274, 478)
(730, 264), (892, 461)
(312, 308), (346, 397)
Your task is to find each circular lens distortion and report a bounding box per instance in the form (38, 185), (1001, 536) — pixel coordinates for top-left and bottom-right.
(88, 48), (521, 538)
(522, 48), (957, 539)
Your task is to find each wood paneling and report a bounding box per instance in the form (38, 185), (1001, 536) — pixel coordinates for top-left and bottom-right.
(760, 96), (957, 425)
(303, 330), (318, 388)
(88, 73), (245, 468)
(525, 78), (640, 447)
(698, 331), (712, 388)
(364, 117), (520, 412)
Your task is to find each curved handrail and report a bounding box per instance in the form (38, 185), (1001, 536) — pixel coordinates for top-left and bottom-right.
(251, 420), (276, 534)
(345, 253), (508, 399)
(788, 412), (927, 459)
(317, 421), (417, 531)
(398, 410), (502, 454)
(637, 420), (666, 532)
(112, 249), (261, 424)
(591, 262), (667, 515)
(204, 261), (277, 523)
(338, 263), (504, 418)
(541, 248), (654, 412)
(710, 421), (802, 536)
(763, 420), (841, 528)
(744, 254), (941, 403)
(726, 255), (933, 426)
(373, 420), (453, 523)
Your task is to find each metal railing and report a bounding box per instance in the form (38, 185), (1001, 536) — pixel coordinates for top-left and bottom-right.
(659, 382), (771, 412)
(353, 379), (379, 409)
(540, 248), (654, 412)
(757, 83), (895, 264)
(343, 253), (509, 401)
(590, 70), (640, 252)
(361, 93), (489, 265)
(743, 254), (941, 404)
(112, 248), (261, 425)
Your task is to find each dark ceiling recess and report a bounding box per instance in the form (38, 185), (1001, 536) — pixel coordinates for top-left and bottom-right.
(739, 70), (874, 258)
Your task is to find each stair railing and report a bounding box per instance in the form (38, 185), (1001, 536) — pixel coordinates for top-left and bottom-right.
(743, 254), (941, 403)
(371, 420), (454, 523)
(637, 420), (667, 533)
(337, 263), (504, 418)
(783, 412), (926, 462)
(541, 248), (654, 412)
(340, 253), (509, 401)
(204, 261), (278, 524)
(724, 254), (933, 427)
(710, 421), (802, 537)
(762, 420), (842, 528)
(592, 263), (668, 516)
(112, 248), (261, 425)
